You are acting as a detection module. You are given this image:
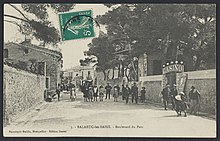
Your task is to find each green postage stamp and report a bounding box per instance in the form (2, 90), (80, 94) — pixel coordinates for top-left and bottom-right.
(59, 10), (95, 41)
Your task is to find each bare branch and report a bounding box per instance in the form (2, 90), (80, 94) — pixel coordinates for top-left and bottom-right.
(9, 4), (30, 21)
(4, 14), (29, 23)
(4, 20), (21, 28)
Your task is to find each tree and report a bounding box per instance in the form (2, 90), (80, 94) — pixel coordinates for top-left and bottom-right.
(85, 32), (115, 80)
(4, 4), (75, 46)
(98, 4), (216, 73)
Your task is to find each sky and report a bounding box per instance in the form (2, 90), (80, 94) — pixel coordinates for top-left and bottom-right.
(4, 4), (109, 70)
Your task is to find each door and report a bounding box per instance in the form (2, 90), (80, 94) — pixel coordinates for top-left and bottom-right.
(165, 72), (176, 87)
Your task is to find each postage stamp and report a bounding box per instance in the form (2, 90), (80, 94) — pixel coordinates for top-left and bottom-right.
(59, 10), (95, 41)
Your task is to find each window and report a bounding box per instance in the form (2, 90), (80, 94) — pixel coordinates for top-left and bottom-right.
(46, 77), (50, 89)
(4, 49), (8, 58)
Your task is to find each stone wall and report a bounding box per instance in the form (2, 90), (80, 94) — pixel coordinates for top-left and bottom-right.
(139, 69), (216, 115)
(3, 65), (46, 126)
(4, 42), (62, 91)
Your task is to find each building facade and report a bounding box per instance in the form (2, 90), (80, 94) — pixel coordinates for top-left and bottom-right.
(4, 42), (63, 91)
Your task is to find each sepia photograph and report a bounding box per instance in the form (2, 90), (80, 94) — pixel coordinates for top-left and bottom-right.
(3, 3), (216, 138)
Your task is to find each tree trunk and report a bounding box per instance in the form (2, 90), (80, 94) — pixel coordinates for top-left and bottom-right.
(112, 67), (115, 79)
(107, 70), (110, 80)
(118, 63), (121, 78)
(121, 61), (124, 77)
(194, 55), (201, 71)
(125, 66), (129, 82)
(103, 70), (107, 81)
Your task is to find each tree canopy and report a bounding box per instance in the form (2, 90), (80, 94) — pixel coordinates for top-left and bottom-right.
(4, 4), (75, 46)
(86, 4), (215, 80)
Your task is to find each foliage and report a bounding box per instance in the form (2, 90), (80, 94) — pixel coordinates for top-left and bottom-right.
(5, 4), (75, 45)
(93, 4), (216, 74)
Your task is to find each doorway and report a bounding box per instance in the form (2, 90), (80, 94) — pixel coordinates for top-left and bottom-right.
(165, 72), (176, 87)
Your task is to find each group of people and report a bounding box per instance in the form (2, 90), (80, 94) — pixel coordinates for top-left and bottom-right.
(80, 82), (147, 103)
(161, 84), (201, 117)
(121, 83), (146, 104)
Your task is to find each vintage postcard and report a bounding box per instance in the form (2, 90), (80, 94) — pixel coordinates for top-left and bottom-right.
(3, 3), (216, 138)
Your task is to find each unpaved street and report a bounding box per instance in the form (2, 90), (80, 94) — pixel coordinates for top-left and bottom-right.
(4, 90), (216, 137)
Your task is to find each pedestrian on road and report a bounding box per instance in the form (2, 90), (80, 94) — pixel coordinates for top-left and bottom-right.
(88, 86), (94, 102)
(122, 84), (126, 100)
(93, 85), (98, 101)
(56, 84), (61, 101)
(70, 84), (76, 101)
(161, 84), (171, 110)
(125, 84), (131, 104)
(99, 85), (105, 101)
(175, 92), (188, 117)
(189, 86), (201, 115)
(84, 84), (89, 102)
(170, 84), (178, 110)
(105, 83), (112, 99)
(140, 87), (146, 103)
(113, 85), (120, 102)
(131, 82), (139, 104)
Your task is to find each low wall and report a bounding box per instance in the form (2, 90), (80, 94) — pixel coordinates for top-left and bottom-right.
(3, 65), (46, 126)
(139, 69), (216, 115)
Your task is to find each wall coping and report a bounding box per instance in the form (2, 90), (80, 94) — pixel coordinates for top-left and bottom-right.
(185, 69), (216, 79)
(139, 75), (163, 82)
(139, 69), (216, 82)
(4, 65), (45, 78)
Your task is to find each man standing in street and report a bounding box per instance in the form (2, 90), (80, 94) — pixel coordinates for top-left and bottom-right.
(105, 83), (112, 99)
(56, 84), (61, 101)
(131, 82), (139, 104)
(125, 84), (131, 104)
(122, 84), (126, 100)
(189, 86), (201, 115)
(161, 84), (170, 110)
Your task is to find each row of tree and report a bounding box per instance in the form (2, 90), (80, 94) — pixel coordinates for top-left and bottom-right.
(83, 4), (216, 81)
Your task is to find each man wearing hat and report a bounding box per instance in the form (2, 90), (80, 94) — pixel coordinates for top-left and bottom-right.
(161, 84), (171, 110)
(131, 82), (139, 104)
(170, 84), (178, 110)
(189, 86), (201, 115)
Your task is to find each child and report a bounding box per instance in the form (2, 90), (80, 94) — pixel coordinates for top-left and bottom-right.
(140, 87), (146, 103)
(93, 85), (98, 101)
(99, 85), (105, 101)
(113, 85), (119, 102)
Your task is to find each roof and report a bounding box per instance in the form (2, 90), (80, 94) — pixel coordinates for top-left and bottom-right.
(64, 65), (95, 72)
(5, 42), (62, 58)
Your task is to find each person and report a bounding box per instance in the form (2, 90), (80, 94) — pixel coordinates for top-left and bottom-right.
(93, 85), (98, 101)
(170, 84), (178, 110)
(161, 84), (170, 110)
(99, 85), (105, 101)
(189, 86), (201, 115)
(105, 83), (112, 99)
(83, 83), (89, 102)
(140, 87), (146, 103)
(122, 84), (126, 100)
(56, 84), (61, 101)
(113, 85), (120, 102)
(125, 84), (131, 104)
(88, 86), (94, 102)
(70, 83), (76, 101)
(131, 82), (139, 104)
(175, 92), (188, 117)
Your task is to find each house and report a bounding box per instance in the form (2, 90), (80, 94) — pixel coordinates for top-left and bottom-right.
(63, 65), (96, 85)
(4, 41), (63, 91)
